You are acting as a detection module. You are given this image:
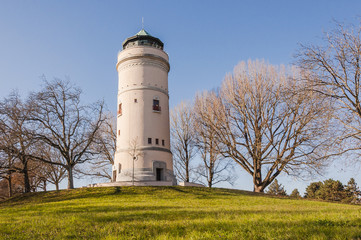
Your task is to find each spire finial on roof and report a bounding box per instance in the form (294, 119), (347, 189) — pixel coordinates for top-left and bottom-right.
(142, 17), (144, 30)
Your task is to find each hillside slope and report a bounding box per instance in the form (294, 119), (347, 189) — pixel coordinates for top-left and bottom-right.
(0, 186), (360, 240)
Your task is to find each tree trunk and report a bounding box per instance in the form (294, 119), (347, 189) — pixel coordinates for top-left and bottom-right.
(208, 165), (213, 188)
(208, 169), (212, 187)
(254, 185), (264, 193)
(253, 161), (262, 192)
(208, 159), (214, 188)
(67, 167), (74, 189)
(185, 161), (189, 182)
(55, 181), (59, 191)
(7, 173), (12, 198)
(23, 162), (31, 193)
(43, 179), (47, 192)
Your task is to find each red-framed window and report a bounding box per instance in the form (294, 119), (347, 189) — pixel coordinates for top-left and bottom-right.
(153, 99), (161, 111)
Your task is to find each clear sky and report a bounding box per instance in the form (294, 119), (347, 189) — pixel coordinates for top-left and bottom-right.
(1, 0), (361, 193)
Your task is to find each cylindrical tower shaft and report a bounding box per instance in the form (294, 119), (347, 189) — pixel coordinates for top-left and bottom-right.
(112, 29), (175, 185)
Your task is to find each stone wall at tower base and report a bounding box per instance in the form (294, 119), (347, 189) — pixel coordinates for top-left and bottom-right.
(91, 181), (175, 187)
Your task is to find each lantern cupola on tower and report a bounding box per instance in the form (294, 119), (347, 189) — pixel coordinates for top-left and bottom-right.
(122, 29), (164, 50)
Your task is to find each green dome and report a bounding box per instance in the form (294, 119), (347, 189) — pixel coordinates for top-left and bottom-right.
(122, 29), (164, 50)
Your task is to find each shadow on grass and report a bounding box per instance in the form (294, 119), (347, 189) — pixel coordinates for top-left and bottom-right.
(2, 186), (356, 209)
(2, 186), (361, 240)
(72, 205), (336, 223)
(0, 186), (137, 206)
(2, 210), (360, 240)
(0, 186), (243, 206)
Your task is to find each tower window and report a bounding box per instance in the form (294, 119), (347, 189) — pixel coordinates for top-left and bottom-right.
(112, 170), (117, 182)
(118, 163), (122, 174)
(148, 138), (152, 144)
(162, 140), (165, 146)
(153, 99), (161, 111)
(156, 138), (159, 145)
(118, 130), (120, 135)
(118, 103), (122, 115)
(134, 99), (137, 103)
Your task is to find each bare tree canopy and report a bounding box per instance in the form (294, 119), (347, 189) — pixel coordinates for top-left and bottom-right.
(80, 113), (116, 181)
(170, 101), (196, 183)
(194, 95), (236, 187)
(0, 92), (35, 193)
(39, 147), (67, 191)
(296, 21), (361, 149)
(0, 149), (16, 197)
(196, 60), (334, 192)
(28, 79), (106, 189)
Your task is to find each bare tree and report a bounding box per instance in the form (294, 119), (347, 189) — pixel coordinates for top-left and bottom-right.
(0, 172), (24, 199)
(194, 95), (236, 187)
(45, 163), (66, 191)
(80, 113), (116, 180)
(38, 148), (66, 191)
(27, 159), (48, 192)
(0, 150), (16, 197)
(196, 60), (334, 192)
(0, 146), (48, 195)
(0, 92), (35, 193)
(128, 137), (143, 185)
(27, 79), (105, 189)
(170, 102), (197, 183)
(297, 21), (361, 152)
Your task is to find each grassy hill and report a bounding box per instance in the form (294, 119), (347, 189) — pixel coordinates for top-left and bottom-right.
(0, 186), (361, 240)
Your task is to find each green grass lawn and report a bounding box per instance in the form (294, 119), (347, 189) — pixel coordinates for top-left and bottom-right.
(0, 186), (361, 240)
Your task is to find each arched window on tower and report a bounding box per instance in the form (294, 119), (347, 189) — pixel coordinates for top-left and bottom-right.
(153, 96), (161, 112)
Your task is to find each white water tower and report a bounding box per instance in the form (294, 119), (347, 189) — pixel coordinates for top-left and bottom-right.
(112, 29), (176, 186)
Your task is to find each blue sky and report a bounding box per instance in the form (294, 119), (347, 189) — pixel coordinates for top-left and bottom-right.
(1, 0), (361, 192)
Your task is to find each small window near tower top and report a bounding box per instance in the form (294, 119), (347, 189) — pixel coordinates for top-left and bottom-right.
(118, 130), (120, 136)
(162, 140), (165, 146)
(118, 103), (122, 115)
(134, 99), (137, 103)
(118, 164), (122, 174)
(156, 138), (159, 145)
(148, 138), (152, 144)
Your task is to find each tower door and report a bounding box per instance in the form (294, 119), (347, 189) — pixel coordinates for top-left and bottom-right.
(153, 161), (166, 181)
(156, 168), (163, 181)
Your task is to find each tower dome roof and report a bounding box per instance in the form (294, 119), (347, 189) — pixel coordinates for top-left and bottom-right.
(135, 29), (150, 36)
(122, 29), (164, 50)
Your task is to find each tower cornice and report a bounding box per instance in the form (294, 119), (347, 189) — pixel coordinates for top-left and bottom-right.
(116, 146), (172, 154)
(118, 85), (169, 98)
(116, 53), (170, 72)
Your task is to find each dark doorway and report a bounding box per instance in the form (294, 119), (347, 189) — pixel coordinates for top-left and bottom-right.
(112, 170), (117, 182)
(156, 168), (163, 181)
